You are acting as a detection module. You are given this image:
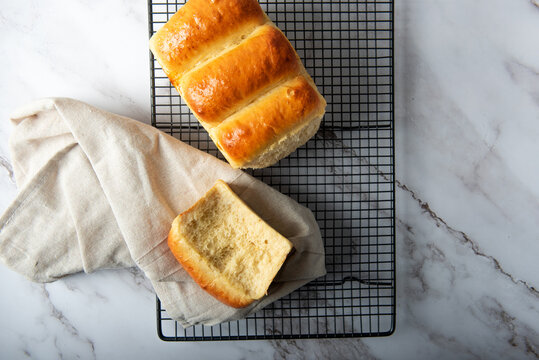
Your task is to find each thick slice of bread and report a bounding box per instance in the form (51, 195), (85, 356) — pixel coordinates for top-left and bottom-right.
(168, 180), (293, 308)
(150, 0), (326, 169)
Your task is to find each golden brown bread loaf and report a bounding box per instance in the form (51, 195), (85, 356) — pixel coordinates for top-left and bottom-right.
(167, 180), (293, 308)
(150, 0), (326, 168)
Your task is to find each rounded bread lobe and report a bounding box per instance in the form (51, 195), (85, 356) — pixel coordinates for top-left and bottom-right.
(149, 0), (268, 86)
(210, 75), (325, 167)
(180, 25), (301, 126)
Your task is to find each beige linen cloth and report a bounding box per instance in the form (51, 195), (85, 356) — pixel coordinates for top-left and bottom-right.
(0, 98), (326, 327)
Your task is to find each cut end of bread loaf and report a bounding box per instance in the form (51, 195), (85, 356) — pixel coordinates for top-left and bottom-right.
(168, 180), (293, 308)
(150, 0), (326, 168)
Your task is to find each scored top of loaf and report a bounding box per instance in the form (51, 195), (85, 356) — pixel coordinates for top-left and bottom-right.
(167, 179), (293, 308)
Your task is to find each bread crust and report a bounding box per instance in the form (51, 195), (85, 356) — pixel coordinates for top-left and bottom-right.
(210, 75), (326, 167)
(149, 0), (267, 86)
(180, 25), (300, 126)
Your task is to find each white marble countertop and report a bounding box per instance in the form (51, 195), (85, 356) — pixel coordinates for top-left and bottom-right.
(1, 0), (538, 358)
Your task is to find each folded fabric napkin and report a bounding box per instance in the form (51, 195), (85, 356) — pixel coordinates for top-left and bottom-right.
(0, 98), (326, 326)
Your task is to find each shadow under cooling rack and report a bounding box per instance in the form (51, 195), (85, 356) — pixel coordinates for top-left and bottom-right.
(148, 0), (395, 340)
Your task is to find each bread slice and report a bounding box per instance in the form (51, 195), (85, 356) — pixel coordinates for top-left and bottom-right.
(150, 0), (326, 169)
(168, 180), (293, 308)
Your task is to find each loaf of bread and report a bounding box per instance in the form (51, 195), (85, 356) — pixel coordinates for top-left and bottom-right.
(168, 180), (293, 308)
(150, 0), (326, 168)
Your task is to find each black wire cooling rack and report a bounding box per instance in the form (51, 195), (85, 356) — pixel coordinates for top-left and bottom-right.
(148, 0), (395, 340)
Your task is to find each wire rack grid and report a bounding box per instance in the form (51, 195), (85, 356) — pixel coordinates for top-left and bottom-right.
(148, 0), (395, 340)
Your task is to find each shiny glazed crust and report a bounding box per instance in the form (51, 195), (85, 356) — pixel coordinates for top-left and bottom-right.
(179, 25), (301, 127)
(210, 75), (326, 167)
(149, 0), (267, 87)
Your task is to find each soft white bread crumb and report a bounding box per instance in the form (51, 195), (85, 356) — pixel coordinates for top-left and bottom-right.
(168, 180), (293, 308)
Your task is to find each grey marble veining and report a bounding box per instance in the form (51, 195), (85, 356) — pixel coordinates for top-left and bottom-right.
(0, 0), (538, 359)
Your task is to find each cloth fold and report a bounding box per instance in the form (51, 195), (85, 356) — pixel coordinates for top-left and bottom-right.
(0, 98), (325, 326)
